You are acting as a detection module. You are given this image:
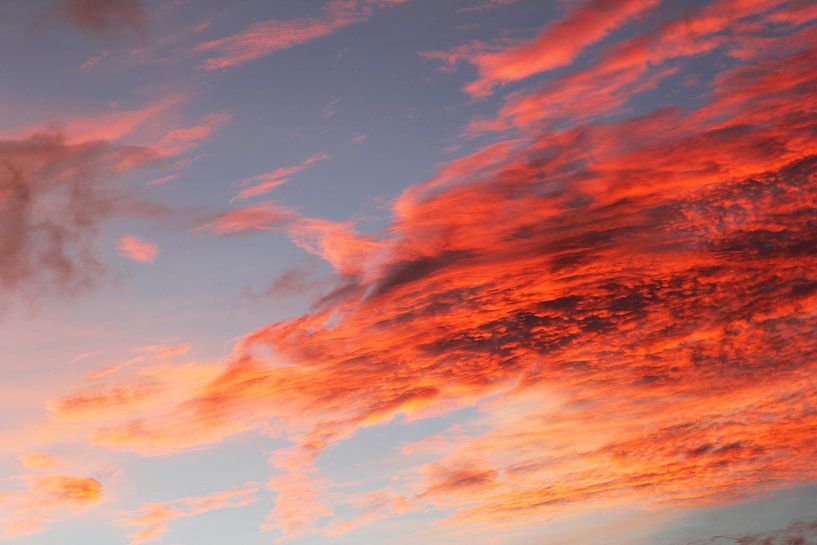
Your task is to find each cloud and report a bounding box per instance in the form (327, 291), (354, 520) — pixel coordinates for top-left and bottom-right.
(457, 0), (518, 14)
(426, 0), (660, 97)
(468, 0), (809, 132)
(262, 445), (333, 539)
(0, 474), (103, 540)
(242, 265), (326, 302)
(198, 201), (297, 234)
(30, 1), (817, 540)
(154, 112), (230, 157)
(201, 202), (378, 276)
(118, 235), (159, 263)
(0, 96), (183, 145)
(0, 132), (153, 300)
(0, 102), (227, 295)
(195, 0), (409, 71)
(60, 0), (147, 37)
(79, 50), (109, 72)
(693, 517), (817, 545)
(136, 343), (191, 359)
(285, 217), (380, 276)
(17, 453), (63, 470)
(116, 484), (257, 545)
(232, 152), (329, 201)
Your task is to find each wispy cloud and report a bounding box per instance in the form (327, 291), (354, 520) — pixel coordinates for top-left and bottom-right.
(116, 484), (257, 545)
(232, 153), (328, 201)
(426, 0), (660, 96)
(194, 0), (409, 70)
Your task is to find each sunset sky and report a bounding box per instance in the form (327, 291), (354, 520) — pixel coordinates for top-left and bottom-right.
(1, 1), (817, 544)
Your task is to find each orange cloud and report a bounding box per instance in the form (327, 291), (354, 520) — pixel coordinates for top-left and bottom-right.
(137, 343), (191, 359)
(0, 474), (103, 540)
(427, 0), (660, 97)
(202, 203), (378, 276)
(17, 453), (63, 470)
(118, 235), (159, 264)
(469, 0), (812, 132)
(116, 484), (257, 545)
(26, 2), (817, 539)
(285, 217), (380, 277)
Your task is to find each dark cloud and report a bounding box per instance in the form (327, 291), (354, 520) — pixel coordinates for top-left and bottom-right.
(62, 0), (147, 36)
(0, 132), (149, 302)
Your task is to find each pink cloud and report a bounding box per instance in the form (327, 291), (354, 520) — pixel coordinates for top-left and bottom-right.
(195, 0), (409, 71)
(118, 235), (159, 264)
(0, 96), (184, 145)
(0, 474), (103, 541)
(17, 453), (63, 470)
(146, 173), (180, 186)
(199, 202), (297, 234)
(232, 153), (329, 201)
(117, 484), (257, 545)
(154, 112), (230, 156)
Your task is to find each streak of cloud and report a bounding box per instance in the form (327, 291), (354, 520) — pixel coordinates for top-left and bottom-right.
(195, 0), (410, 71)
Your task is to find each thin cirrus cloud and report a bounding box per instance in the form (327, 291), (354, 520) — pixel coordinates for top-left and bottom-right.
(116, 484), (257, 545)
(198, 201), (298, 234)
(17, 453), (64, 471)
(457, 0), (518, 14)
(232, 152), (329, 201)
(43, 1), (817, 538)
(194, 0), (410, 71)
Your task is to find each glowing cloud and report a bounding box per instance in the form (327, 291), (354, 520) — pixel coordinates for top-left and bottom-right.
(232, 153), (329, 201)
(118, 235), (159, 264)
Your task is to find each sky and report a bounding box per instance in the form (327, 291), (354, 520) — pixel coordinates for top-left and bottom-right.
(1, 0), (817, 544)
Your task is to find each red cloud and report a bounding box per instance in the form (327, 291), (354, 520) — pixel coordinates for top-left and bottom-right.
(40, 1), (817, 539)
(463, 0), (661, 96)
